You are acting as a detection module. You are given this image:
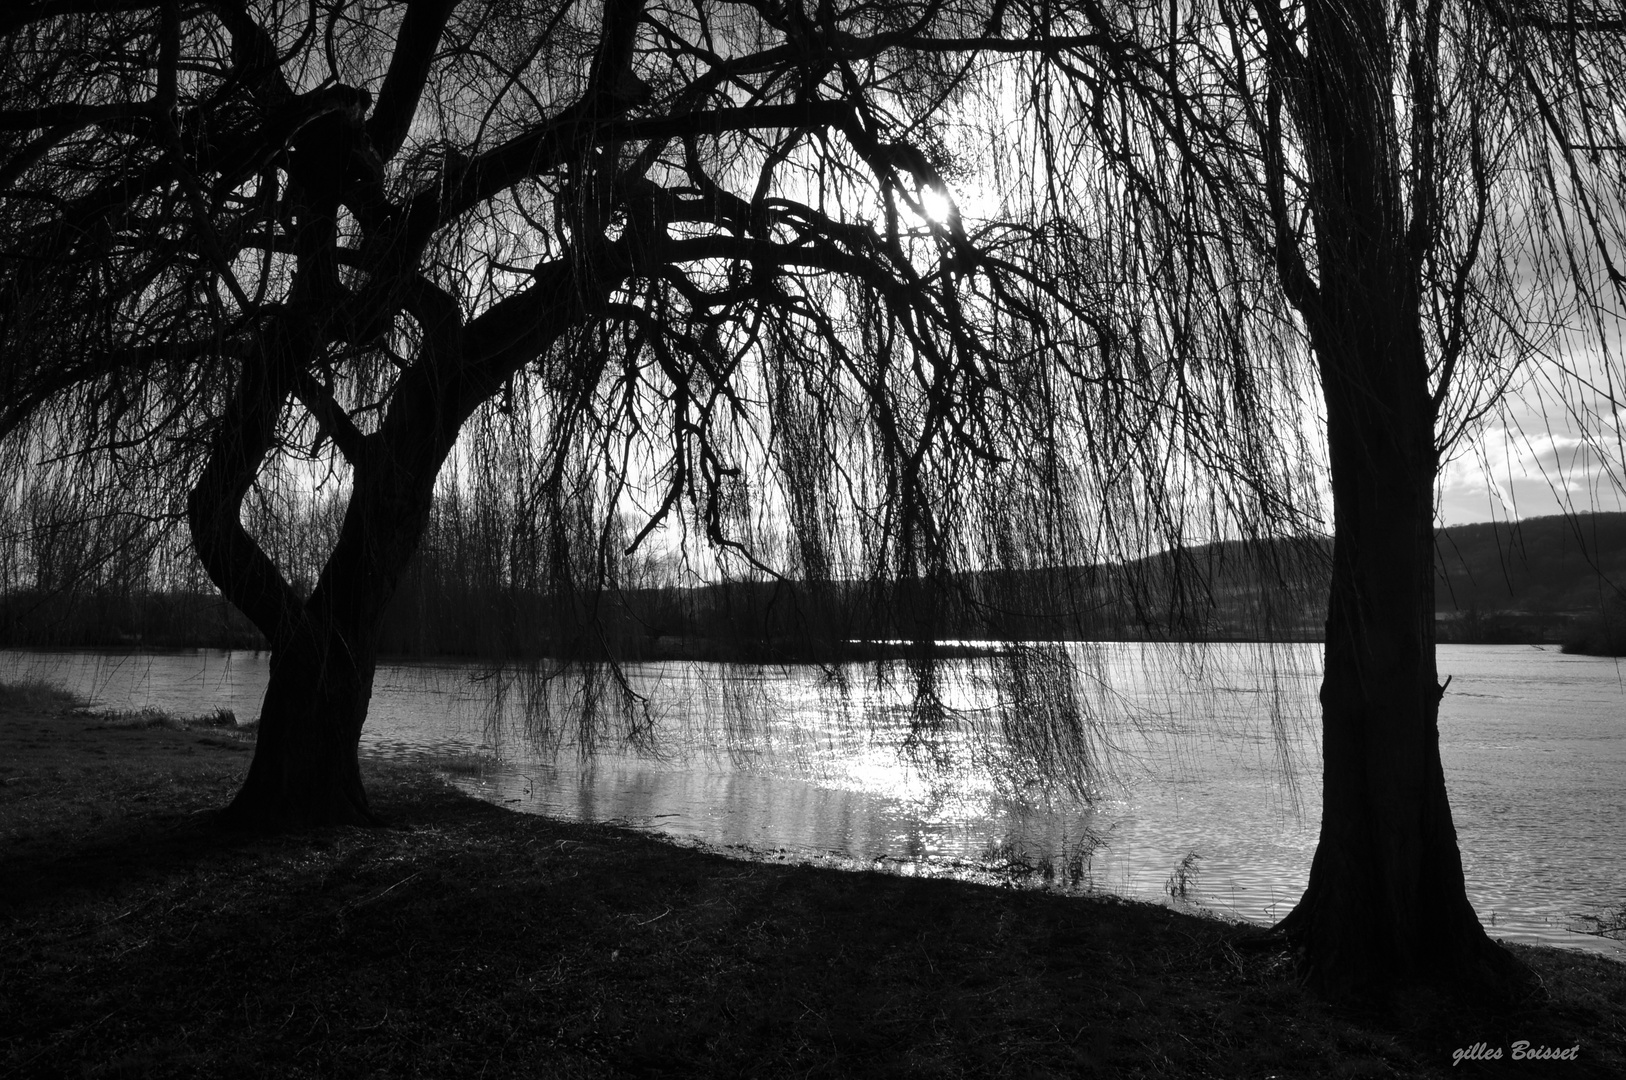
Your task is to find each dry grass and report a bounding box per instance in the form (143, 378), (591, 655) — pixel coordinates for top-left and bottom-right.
(2, 682), (1623, 1078)
(81, 704), (247, 733)
(0, 679), (82, 714)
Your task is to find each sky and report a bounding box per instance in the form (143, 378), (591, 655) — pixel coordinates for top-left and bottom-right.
(1436, 347), (1626, 527)
(1439, 424), (1625, 526)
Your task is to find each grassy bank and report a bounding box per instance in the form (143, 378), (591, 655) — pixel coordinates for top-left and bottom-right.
(2, 682), (1623, 1078)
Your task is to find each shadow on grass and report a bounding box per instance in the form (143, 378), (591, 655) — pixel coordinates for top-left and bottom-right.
(3, 766), (1622, 1078)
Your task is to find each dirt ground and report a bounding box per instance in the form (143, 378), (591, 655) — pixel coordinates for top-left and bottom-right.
(3, 679), (1624, 1078)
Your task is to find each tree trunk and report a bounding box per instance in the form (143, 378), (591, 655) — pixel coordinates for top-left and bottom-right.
(1278, 316), (1525, 995)
(222, 618), (381, 827)
(188, 0), (646, 830)
(1273, 0), (1530, 999)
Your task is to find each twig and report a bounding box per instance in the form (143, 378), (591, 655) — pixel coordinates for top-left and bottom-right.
(632, 907), (671, 927)
(345, 871), (424, 911)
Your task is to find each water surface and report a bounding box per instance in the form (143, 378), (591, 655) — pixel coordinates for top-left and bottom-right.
(4, 643), (1620, 958)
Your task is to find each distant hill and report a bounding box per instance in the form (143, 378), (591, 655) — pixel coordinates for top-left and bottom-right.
(591, 514), (1626, 649)
(3, 512), (1621, 655)
(1434, 512), (1626, 613)
(982, 513), (1626, 645)
(1432, 513), (1626, 646)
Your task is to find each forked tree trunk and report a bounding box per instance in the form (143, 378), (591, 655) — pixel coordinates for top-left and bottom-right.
(185, 0), (675, 831)
(188, 323), (459, 829)
(214, 412), (449, 828)
(195, 260), (595, 830)
(1274, 0), (1530, 999)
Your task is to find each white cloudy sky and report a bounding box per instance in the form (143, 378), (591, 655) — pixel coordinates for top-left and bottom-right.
(1437, 351), (1626, 526)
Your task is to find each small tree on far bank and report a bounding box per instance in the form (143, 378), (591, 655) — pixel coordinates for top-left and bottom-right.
(1564, 595), (1626, 656)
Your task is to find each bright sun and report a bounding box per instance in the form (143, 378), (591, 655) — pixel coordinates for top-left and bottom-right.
(919, 186), (956, 225)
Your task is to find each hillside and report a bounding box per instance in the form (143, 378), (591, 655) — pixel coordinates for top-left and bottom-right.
(1431, 513), (1626, 647)
(1435, 513), (1626, 613)
(3, 514), (1622, 654)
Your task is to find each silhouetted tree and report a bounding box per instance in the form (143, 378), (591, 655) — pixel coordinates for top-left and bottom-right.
(1161, 0), (1625, 998)
(957, 0), (1626, 997)
(6, 0), (1267, 823)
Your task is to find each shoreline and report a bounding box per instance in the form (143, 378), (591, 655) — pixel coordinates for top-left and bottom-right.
(13, 632), (1611, 665)
(4, 681), (1625, 1077)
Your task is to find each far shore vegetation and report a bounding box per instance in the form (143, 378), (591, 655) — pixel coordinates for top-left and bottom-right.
(4, 511), (1623, 661)
(3, 679), (1624, 1077)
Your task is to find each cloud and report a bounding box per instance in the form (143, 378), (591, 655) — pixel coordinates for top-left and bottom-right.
(1440, 421), (1626, 525)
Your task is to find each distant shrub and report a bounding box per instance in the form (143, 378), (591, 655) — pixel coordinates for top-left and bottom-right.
(1561, 597), (1626, 657)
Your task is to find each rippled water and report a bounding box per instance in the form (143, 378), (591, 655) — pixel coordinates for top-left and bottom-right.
(4, 643), (1621, 958)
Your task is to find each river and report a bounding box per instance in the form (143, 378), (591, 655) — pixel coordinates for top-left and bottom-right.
(3, 642), (1621, 958)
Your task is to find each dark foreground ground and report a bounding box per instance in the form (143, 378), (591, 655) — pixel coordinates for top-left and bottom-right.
(2, 682), (1623, 1079)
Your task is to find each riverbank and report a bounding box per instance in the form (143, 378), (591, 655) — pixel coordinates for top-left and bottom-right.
(1560, 600), (1626, 657)
(3, 682), (1624, 1078)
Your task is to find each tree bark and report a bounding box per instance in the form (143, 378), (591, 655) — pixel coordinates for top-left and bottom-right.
(1273, 0), (1531, 999)
(223, 618), (381, 827)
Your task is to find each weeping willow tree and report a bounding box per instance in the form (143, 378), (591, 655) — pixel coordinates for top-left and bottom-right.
(3, 0), (1624, 998)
